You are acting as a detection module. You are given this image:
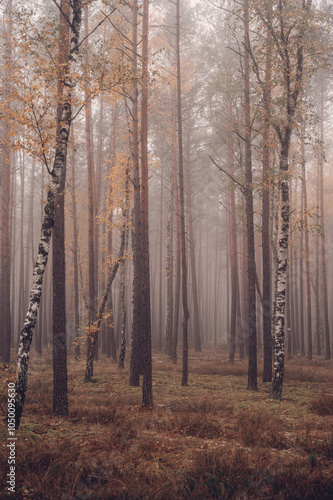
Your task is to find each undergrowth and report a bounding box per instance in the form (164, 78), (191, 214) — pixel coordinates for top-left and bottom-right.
(0, 349), (332, 499)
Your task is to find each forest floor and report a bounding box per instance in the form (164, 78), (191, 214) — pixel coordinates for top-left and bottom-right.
(1, 348), (333, 499)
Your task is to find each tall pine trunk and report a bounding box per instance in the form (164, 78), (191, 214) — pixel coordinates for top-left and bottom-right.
(185, 116), (201, 352)
(0, 0), (13, 363)
(84, 4), (96, 379)
(244, 0), (257, 391)
(176, 0), (189, 387)
(319, 77), (331, 360)
(141, 0), (153, 407)
(130, 0), (143, 386)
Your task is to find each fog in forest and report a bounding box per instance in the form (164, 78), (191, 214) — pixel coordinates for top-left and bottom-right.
(1, 1), (333, 498)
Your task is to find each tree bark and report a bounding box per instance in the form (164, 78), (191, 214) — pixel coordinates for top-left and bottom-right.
(53, 0), (72, 417)
(185, 115), (201, 352)
(262, 13), (272, 382)
(0, 0), (13, 363)
(227, 92), (238, 364)
(269, 0), (306, 400)
(84, 4), (96, 379)
(140, 0), (153, 407)
(301, 131), (312, 361)
(70, 124), (80, 360)
(165, 98), (176, 356)
(244, 0), (257, 391)
(129, 0), (143, 386)
(319, 76), (331, 360)
(176, 0), (189, 387)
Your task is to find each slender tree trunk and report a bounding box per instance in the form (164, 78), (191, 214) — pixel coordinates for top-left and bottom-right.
(129, 0), (143, 386)
(301, 133), (312, 361)
(299, 176), (305, 356)
(140, 0), (153, 407)
(0, 0), (12, 363)
(10, 156), (17, 345)
(185, 116), (201, 352)
(85, 230), (126, 381)
(176, 0), (189, 387)
(118, 229), (128, 369)
(315, 160), (321, 356)
(262, 15), (272, 381)
(319, 78), (331, 360)
(165, 177), (174, 355)
(165, 98), (176, 356)
(171, 175), (181, 364)
(27, 159), (36, 349)
(244, 0), (257, 390)
(94, 92), (104, 359)
(105, 104), (117, 361)
(84, 4), (96, 378)
(158, 166), (164, 352)
(70, 124), (80, 360)
(227, 92), (237, 364)
(293, 176), (300, 354)
(35, 163), (45, 356)
(270, 144), (290, 399)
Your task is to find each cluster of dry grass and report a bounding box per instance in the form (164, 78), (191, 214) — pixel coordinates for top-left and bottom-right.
(1, 349), (333, 499)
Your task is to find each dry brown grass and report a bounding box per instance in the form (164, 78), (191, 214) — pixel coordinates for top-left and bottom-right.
(1, 348), (333, 499)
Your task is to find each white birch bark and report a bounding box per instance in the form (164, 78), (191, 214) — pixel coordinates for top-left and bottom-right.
(14, 0), (83, 429)
(270, 155), (289, 400)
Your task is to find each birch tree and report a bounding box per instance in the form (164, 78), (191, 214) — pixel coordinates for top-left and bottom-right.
(250, 0), (329, 399)
(14, 0), (83, 429)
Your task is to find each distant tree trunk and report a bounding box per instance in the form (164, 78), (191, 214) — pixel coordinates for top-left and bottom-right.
(185, 115), (201, 352)
(165, 174), (174, 356)
(140, 0), (153, 407)
(105, 104), (117, 361)
(176, 0), (189, 387)
(319, 77), (331, 360)
(165, 98), (176, 356)
(171, 161), (181, 364)
(129, 0), (143, 387)
(315, 160), (321, 356)
(14, 0), (82, 429)
(213, 200), (219, 347)
(70, 124), (80, 360)
(94, 92), (104, 353)
(244, 0), (257, 391)
(158, 167), (164, 352)
(240, 216), (247, 360)
(286, 248), (292, 360)
(0, 0), (12, 363)
(299, 178), (305, 356)
(10, 158), (17, 344)
(227, 92), (237, 364)
(301, 132), (312, 361)
(84, 4), (96, 379)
